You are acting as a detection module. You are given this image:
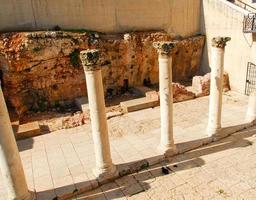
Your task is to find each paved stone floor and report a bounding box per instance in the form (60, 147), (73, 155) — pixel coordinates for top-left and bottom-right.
(78, 126), (256, 200)
(0, 91), (254, 200)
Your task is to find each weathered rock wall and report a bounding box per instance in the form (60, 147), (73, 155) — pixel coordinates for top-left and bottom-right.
(0, 31), (204, 115)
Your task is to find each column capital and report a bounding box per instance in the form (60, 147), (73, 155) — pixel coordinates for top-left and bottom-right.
(80, 49), (101, 71)
(153, 41), (177, 56)
(211, 37), (231, 49)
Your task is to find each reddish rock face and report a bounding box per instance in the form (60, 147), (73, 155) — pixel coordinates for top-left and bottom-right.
(192, 72), (230, 97)
(172, 83), (196, 103)
(0, 31), (204, 115)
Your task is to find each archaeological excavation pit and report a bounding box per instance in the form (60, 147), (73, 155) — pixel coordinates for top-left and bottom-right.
(0, 31), (208, 137)
(2, 1), (256, 199)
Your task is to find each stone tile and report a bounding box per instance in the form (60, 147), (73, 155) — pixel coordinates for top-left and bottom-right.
(53, 175), (75, 197)
(77, 188), (106, 200)
(34, 175), (54, 192)
(115, 175), (145, 197)
(73, 174), (92, 190)
(101, 182), (127, 200)
(36, 190), (56, 200)
(69, 164), (86, 176)
(51, 167), (70, 179)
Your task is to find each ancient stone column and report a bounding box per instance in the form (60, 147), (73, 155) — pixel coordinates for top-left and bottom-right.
(0, 86), (34, 200)
(207, 37), (231, 136)
(246, 91), (256, 123)
(80, 50), (117, 179)
(153, 41), (177, 155)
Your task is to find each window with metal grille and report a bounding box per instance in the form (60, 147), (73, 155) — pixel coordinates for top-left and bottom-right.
(245, 62), (256, 95)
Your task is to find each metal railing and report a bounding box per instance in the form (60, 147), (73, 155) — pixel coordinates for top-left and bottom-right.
(245, 62), (256, 95)
(226, 0), (256, 32)
(232, 0), (256, 13)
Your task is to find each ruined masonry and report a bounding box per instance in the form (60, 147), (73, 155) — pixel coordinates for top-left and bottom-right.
(0, 31), (205, 115)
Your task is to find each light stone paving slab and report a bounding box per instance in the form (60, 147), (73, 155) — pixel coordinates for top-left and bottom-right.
(0, 91), (255, 200)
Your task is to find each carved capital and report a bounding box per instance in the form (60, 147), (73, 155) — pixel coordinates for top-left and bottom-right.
(80, 49), (101, 71)
(153, 41), (177, 56)
(211, 37), (231, 49)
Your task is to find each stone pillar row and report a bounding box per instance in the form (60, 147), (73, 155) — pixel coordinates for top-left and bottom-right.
(1, 37), (234, 200)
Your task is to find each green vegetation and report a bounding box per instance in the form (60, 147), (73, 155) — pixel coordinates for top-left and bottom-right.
(38, 97), (47, 112)
(64, 29), (103, 34)
(140, 162), (149, 170)
(69, 49), (80, 67)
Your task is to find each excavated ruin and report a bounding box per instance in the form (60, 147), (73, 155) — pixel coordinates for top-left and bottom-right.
(0, 31), (205, 116)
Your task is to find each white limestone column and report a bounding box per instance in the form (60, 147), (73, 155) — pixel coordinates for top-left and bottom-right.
(246, 91), (256, 123)
(153, 42), (177, 155)
(80, 50), (117, 179)
(207, 37), (231, 136)
(0, 86), (34, 200)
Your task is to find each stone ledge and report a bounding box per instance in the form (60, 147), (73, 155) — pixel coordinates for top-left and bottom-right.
(15, 121), (41, 140)
(120, 97), (159, 113)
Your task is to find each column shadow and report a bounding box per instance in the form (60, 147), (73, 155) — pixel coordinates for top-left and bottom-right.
(17, 137), (34, 152)
(34, 125), (256, 200)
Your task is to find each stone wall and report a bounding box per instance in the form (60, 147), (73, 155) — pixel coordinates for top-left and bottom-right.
(0, 0), (200, 37)
(0, 31), (204, 115)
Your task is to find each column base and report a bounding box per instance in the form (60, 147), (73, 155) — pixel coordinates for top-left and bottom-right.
(157, 144), (177, 157)
(207, 126), (221, 137)
(93, 164), (118, 183)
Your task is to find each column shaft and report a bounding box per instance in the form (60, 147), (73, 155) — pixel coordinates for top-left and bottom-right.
(0, 88), (32, 200)
(80, 49), (116, 179)
(85, 70), (115, 176)
(208, 47), (224, 135)
(159, 54), (175, 151)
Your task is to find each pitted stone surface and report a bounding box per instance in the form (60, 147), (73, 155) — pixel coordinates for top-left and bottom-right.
(80, 49), (101, 71)
(153, 41), (178, 56)
(0, 32), (204, 115)
(211, 37), (231, 48)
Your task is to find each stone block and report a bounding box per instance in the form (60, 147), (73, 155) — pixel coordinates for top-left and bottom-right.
(128, 159), (149, 173)
(120, 97), (159, 113)
(145, 91), (159, 100)
(75, 97), (89, 113)
(15, 121), (41, 140)
(192, 73), (211, 97)
(192, 72), (230, 97)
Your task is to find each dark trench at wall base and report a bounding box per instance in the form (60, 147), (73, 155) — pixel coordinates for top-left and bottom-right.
(0, 31), (205, 115)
